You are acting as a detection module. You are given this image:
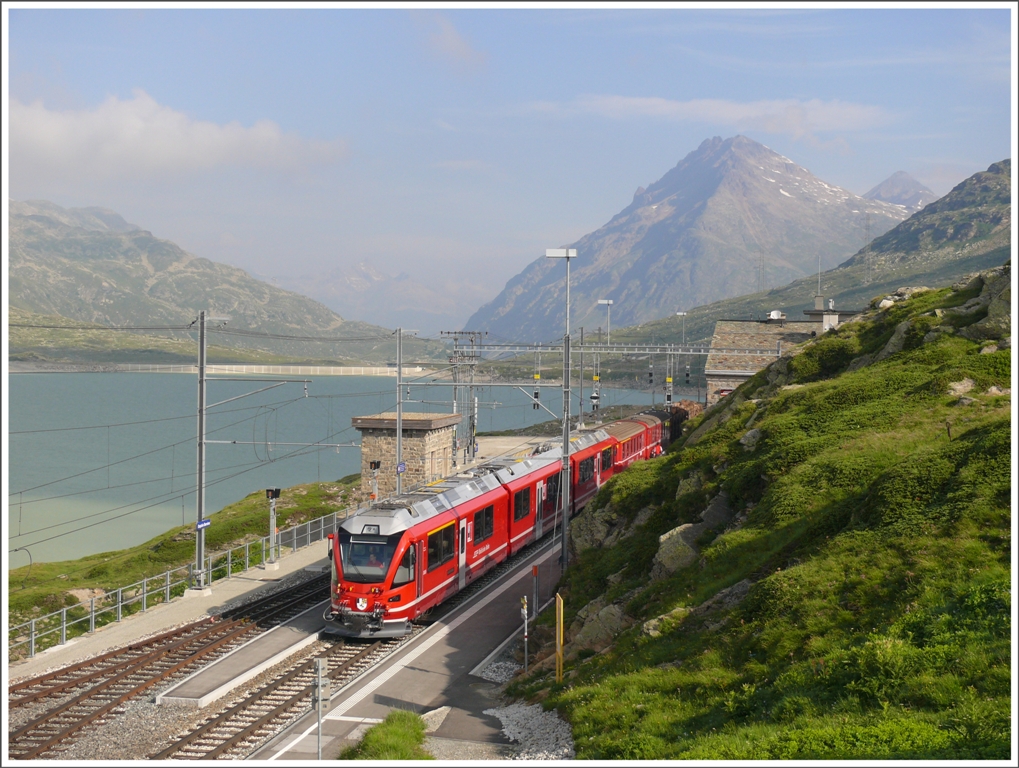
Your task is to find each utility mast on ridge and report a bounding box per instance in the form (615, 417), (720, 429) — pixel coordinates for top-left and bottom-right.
(441, 330), (486, 466)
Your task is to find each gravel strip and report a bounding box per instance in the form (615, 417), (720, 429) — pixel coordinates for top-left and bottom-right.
(484, 702), (575, 760)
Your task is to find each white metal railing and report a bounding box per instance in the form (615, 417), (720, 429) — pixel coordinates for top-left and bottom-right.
(115, 364), (426, 376)
(8, 507), (357, 659)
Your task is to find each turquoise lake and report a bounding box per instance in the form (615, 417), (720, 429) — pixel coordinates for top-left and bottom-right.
(7, 372), (672, 566)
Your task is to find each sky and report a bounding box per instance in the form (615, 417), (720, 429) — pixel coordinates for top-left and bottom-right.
(4, 3), (1015, 334)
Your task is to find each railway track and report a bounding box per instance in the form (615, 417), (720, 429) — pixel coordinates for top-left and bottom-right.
(7, 536), (557, 760)
(149, 540), (554, 759)
(150, 634), (417, 760)
(6, 574), (330, 760)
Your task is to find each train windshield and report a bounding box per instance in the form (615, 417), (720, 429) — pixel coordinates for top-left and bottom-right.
(338, 533), (400, 584)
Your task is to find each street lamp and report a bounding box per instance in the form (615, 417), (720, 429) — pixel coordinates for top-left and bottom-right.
(598, 299), (613, 344)
(676, 312), (687, 345)
(546, 248), (577, 570)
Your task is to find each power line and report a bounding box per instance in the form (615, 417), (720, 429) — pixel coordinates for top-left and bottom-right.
(9, 423), (363, 551)
(209, 328), (396, 342)
(10, 323), (194, 331)
(8, 395), (309, 496)
(8, 392), (316, 436)
(10, 412), (196, 435)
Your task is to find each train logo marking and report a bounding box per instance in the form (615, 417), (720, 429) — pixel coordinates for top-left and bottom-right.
(355, 598), (368, 611)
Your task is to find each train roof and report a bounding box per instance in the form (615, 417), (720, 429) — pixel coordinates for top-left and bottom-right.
(338, 429), (611, 537)
(601, 419), (646, 441)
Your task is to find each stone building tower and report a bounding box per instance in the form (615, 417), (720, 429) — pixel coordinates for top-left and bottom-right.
(351, 412), (461, 498)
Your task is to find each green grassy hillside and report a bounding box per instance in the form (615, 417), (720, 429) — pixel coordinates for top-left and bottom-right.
(514, 263), (1011, 759)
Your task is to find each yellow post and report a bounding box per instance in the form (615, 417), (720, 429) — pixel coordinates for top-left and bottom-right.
(555, 592), (564, 683)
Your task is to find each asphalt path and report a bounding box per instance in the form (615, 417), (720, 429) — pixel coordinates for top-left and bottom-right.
(252, 541), (563, 760)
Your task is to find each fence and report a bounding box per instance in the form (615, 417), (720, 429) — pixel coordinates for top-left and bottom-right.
(115, 364), (427, 376)
(9, 508), (355, 660)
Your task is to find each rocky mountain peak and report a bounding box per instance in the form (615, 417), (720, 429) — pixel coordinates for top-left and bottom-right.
(863, 171), (938, 213)
(464, 135), (910, 343)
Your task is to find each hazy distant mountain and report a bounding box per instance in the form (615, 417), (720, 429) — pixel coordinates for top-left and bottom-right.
(465, 135), (909, 343)
(629, 159), (1011, 347)
(10, 199), (142, 233)
(8, 201), (446, 362)
(863, 171), (939, 213)
(277, 261), (474, 337)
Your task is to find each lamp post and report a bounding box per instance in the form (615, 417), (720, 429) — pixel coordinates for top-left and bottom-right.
(547, 248), (577, 570)
(676, 312), (687, 346)
(598, 299), (613, 344)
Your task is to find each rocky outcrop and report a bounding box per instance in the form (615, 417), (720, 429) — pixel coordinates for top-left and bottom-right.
(954, 263), (1011, 341)
(569, 503), (656, 557)
(674, 470), (704, 500)
(650, 491), (734, 581)
(873, 286), (931, 310)
(643, 578), (754, 637)
(873, 319), (913, 362)
(567, 599), (634, 656)
(739, 428), (761, 451)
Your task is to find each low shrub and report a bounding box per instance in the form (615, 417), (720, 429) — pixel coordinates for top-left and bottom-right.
(336, 709), (433, 760)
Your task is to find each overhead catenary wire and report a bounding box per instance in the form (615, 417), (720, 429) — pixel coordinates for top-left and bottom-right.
(7, 393), (317, 436)
(8, 394), (313, 496)
(10, 323), (195, 331)
(9, 418), (365, 547)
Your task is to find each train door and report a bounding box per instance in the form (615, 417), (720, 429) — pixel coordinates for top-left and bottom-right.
(534, 480), (544, 538)
(416, 540), (424, 599)
(458, 517), (467, 590)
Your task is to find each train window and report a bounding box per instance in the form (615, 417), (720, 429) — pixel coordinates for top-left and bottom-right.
(544, 473), (560, 515)
(338, 533), (399, 583)
(474, 505), (494, 543)
(579, 457), (595, 483)
(392, 547), (415, 587)
(427, 524), (456, 572)
(601, 448), (613, 472)
(513, 487), (531, 521)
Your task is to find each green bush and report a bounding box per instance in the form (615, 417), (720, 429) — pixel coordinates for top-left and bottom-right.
(336, 709), (433, 760)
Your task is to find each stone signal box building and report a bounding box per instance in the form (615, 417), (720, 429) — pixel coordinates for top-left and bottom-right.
(351, 412), (461, 498)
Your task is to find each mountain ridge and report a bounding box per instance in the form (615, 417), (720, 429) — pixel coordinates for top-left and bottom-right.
(465, 135), (910, 342)
(8, 200), (447, 363)
(616, 158), (1011, 349)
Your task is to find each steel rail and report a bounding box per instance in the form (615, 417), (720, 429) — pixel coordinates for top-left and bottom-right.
(9, 619), (255, 759)
(7, 617), (218, 701)
(149, 640), (385, 760)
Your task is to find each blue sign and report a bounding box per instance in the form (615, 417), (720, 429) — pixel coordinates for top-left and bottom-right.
(196, 519), (211, 530)
(397, 462), (407, 474)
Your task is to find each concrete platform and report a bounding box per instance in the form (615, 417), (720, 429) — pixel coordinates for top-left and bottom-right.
(7, 544), (332, 684)
(156, 600), (328, 707)
(251, 542), (565, 760)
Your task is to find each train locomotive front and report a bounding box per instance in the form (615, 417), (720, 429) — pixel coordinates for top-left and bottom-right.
(323, 505), (420, 639)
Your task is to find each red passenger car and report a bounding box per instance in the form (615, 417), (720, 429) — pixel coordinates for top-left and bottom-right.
(323, 413), (670, 638)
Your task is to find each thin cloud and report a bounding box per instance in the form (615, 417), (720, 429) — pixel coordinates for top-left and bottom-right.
(9, 90), (346, 182)
(530, 95), (893, 141)
(416, 12), (487, 71)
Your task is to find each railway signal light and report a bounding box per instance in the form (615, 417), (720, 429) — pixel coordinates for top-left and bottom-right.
(533, 388), (540, 409)
(685, 364), (691, 383)
(648, 362), (654, 387)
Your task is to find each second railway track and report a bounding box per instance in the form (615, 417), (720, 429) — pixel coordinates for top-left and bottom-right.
(149, 633), (417, 759)
(6, 574), (329, 760)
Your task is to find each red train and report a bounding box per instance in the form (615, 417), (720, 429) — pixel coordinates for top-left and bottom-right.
(323, 410), (676, 638)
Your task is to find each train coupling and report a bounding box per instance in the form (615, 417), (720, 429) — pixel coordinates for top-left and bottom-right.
(322, 605), (412, 639)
